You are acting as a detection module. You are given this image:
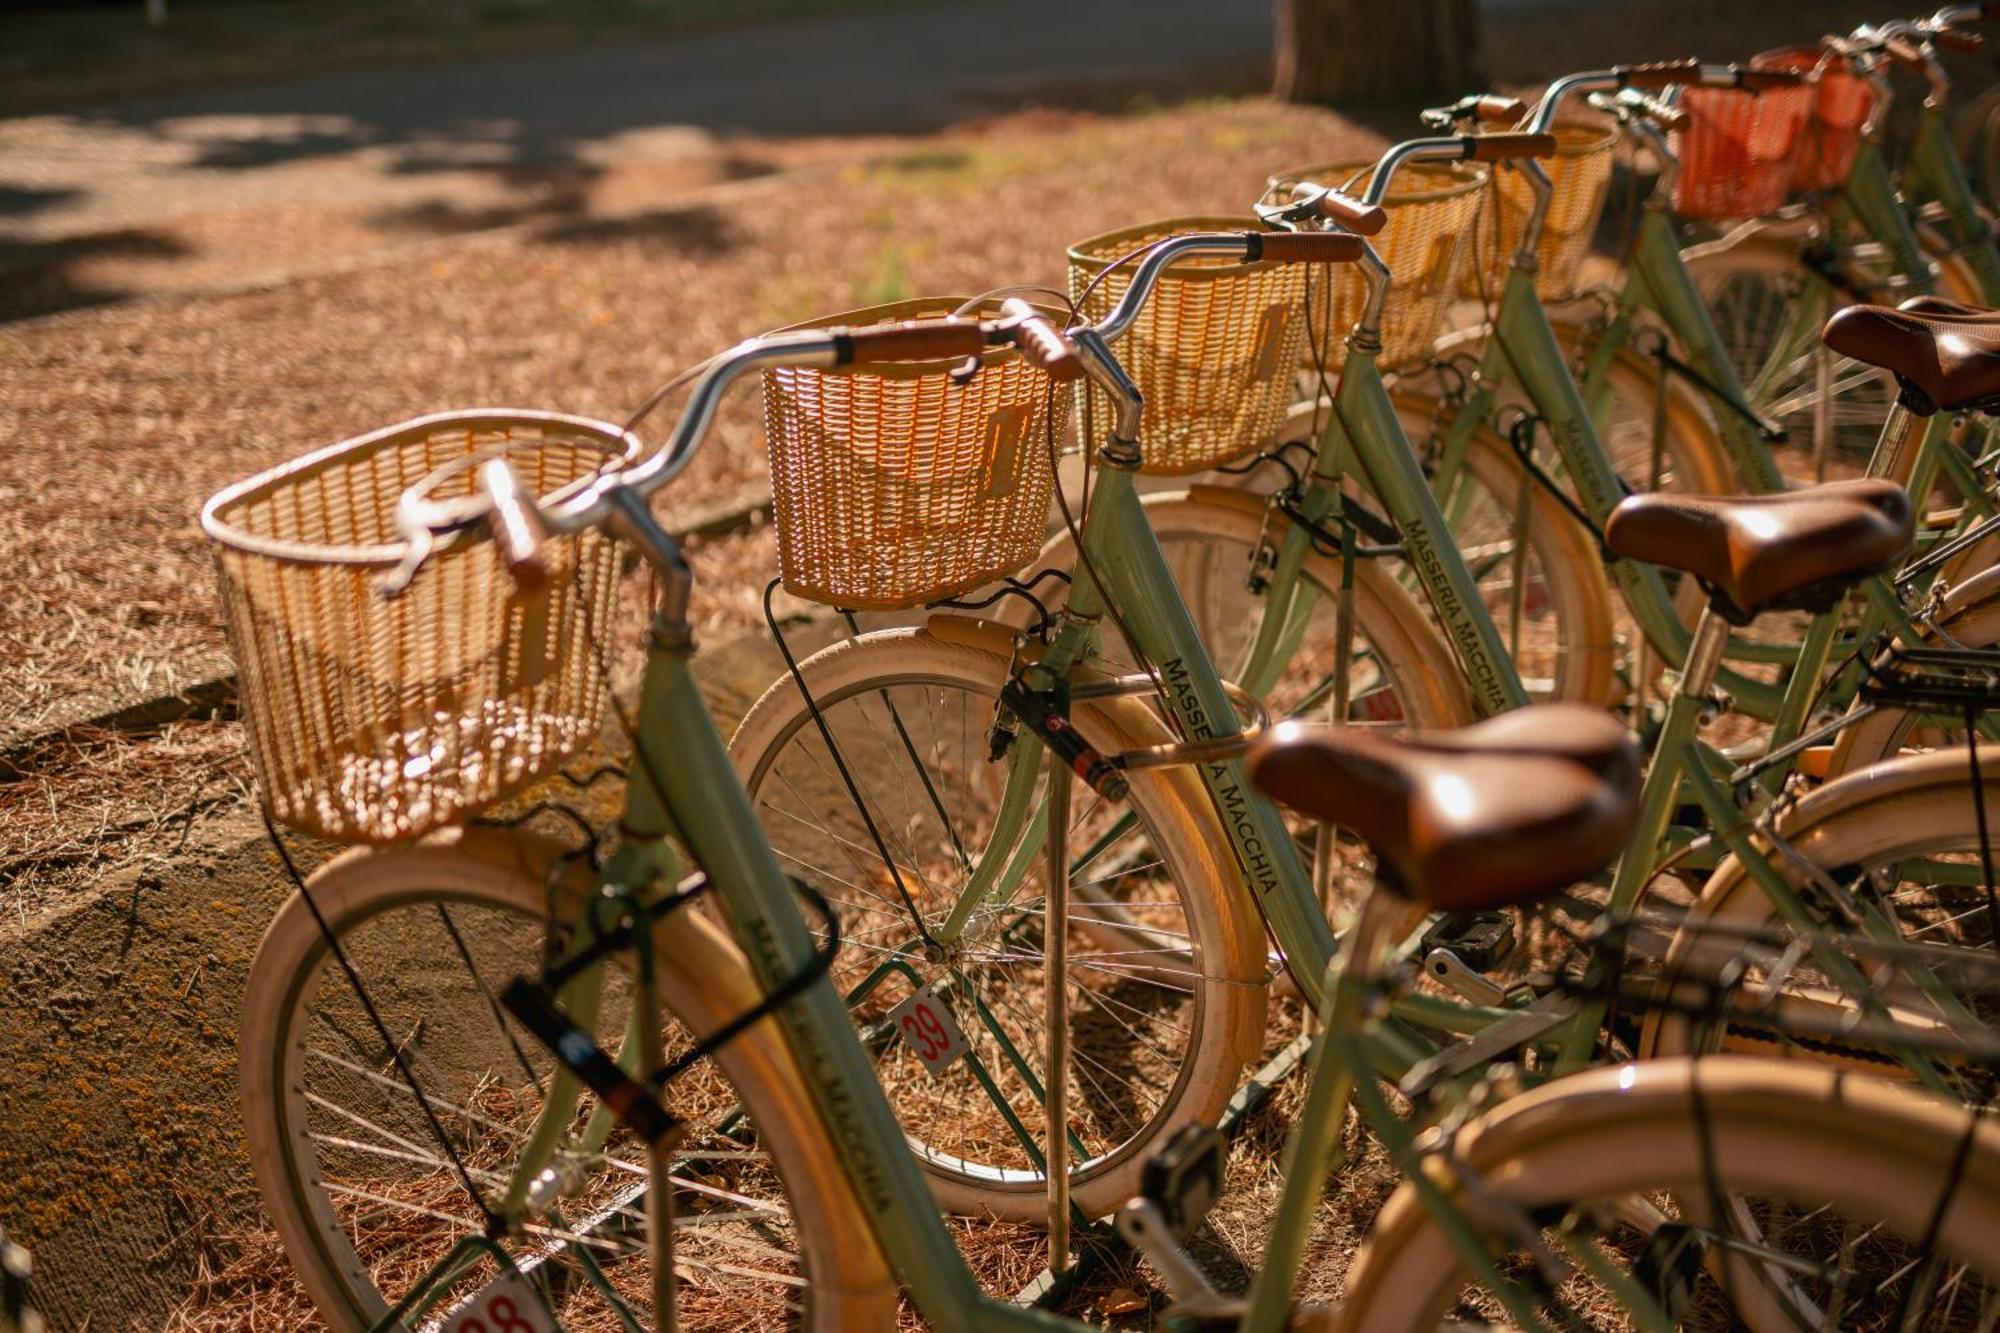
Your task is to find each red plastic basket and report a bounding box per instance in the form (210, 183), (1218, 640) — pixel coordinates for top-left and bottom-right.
(1670, 81), (1814, 219)
(1753, 47), (1878, 191)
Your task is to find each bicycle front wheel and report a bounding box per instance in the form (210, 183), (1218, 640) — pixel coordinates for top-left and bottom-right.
(240, 828), (894, 1331)
(729, 622), (1269, 1222)
(1340, 1057), (2000, 1332)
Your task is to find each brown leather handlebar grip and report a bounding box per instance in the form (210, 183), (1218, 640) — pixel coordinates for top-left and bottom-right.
(1883, 34), (1928, 69)
(836, 320), (989, 365)
(1466, 132), (1560, 162)
(1472, 93), (1527, 125)
(1615, 59), (1704, 89)
(1934, 26), (1985, 54)
(478, 458), (549, 591)
(1310, 189), (1388, 236)
(998, 298), (1083, 383)
(1734, 65), (1809, 91)
(1248, 232), (1366, 265)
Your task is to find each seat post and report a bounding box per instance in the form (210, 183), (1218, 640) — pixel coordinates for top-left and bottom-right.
(1677, 601), (1731, 704)
(1862, 396), (1934, 485)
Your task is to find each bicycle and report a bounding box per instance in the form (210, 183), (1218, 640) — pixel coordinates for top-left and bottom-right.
(210, 316), (2000, 1326)
(723, 194), (2000, 1254)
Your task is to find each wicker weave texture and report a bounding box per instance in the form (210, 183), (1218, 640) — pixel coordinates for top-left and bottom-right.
(1461, 122), (1617, 302)
(203, 411), (634, 844)
(1268, 160), (1486, 369)
(762, 298), (1070, 610)
(1069, 218), (1308, 476)
(1671, 81), (1814, 219)
(1753, 47), (1878, 192)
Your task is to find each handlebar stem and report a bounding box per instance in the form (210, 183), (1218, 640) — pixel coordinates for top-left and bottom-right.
(605, 485), (693, 635)
(1352, 246), (1392, 350)
(1072, 327), (1146, 461)
(1510, 158), (1554, 276)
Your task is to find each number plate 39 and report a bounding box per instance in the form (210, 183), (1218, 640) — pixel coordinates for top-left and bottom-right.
(442, 1271), (557, 1333)
(888, 985), (969, 1077)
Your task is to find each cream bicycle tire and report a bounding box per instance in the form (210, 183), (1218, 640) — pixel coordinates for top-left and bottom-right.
(727, 622), (1269, 1222)
(240, 828), (896, 1331)
(1339, 1057), (2000, 1333)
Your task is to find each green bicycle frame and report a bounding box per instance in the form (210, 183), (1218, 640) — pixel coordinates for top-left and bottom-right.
(1908, 104), (2000, 302)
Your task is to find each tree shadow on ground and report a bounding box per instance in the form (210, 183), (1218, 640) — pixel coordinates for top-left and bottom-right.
(535, 202), (738, 253)
(0, 183), (81, 219)
(0, 229), (190, 321)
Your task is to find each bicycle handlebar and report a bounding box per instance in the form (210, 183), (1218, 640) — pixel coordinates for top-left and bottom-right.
(1933, 24), (1985, 53)
(1612, 59), (1704, 90)
(999, 297), (1085, 382)
(1529, 62), (1795, 133)
(1249, 231), (1368, 263)
(477, 458), (551, 590)
(402, 230), (1286, 562)
(1466, 131), (1560, 161)
(1590, 87), (1690, 133)
(1471, 94), (1528, 125)
(1292, 185), (1388, 235)
(1883, 33), (1930, 69)
(835, 321), (988, 364)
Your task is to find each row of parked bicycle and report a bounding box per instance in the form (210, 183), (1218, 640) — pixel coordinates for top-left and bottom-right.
(193, 4), (2000, 1330)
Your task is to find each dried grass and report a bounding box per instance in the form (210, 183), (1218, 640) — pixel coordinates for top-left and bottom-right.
(0, 96), (1374, 735)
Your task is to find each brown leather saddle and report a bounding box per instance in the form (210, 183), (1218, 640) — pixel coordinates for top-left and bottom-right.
(1822, 298), (2000, 414)
(1245, 705), (1640, 913)
(1603, 479), (1913, 623)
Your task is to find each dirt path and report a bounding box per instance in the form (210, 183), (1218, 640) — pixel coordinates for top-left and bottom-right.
(0, 0), (1268, 318)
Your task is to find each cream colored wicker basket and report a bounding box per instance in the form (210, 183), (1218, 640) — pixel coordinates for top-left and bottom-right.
(1068, 217), (1310, 475)
(203, 410), (639, 844)
(1266, 159), (1486, 369)
(762, 297), (1072, 610)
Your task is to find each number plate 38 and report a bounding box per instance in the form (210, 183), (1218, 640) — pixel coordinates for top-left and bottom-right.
(888, 985), (969, 1077)
(442, 1271), (557, 1333)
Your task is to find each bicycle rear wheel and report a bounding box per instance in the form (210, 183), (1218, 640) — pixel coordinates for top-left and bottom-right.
(1341, 1057), (2000, 1332)
(240, 828), (893, 1331)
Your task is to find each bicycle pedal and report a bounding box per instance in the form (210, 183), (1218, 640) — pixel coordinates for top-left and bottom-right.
(1419, 911), (1516, 973)
(1139, 1123), (1227, 1237)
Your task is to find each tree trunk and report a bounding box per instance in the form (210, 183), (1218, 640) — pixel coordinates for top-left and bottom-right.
(1273, 0), (1483, 106)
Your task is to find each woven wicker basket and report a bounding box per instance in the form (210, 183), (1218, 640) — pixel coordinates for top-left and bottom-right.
(1267, 159), (1486, 369)
(1753, 46), (1877, 192)
(761, 297), (1071, 611)
(1671, 80), (1814, 219)
(1461, 121), (1619, 302)
(1068, 217), (1309, 476)
(203, 410), (637, 844)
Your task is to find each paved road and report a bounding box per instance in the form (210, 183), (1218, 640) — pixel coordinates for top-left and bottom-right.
(0, 0), (1270, 244)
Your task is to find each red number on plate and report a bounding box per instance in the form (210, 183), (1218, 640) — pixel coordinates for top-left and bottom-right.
(900, 1002), (945, 1062)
